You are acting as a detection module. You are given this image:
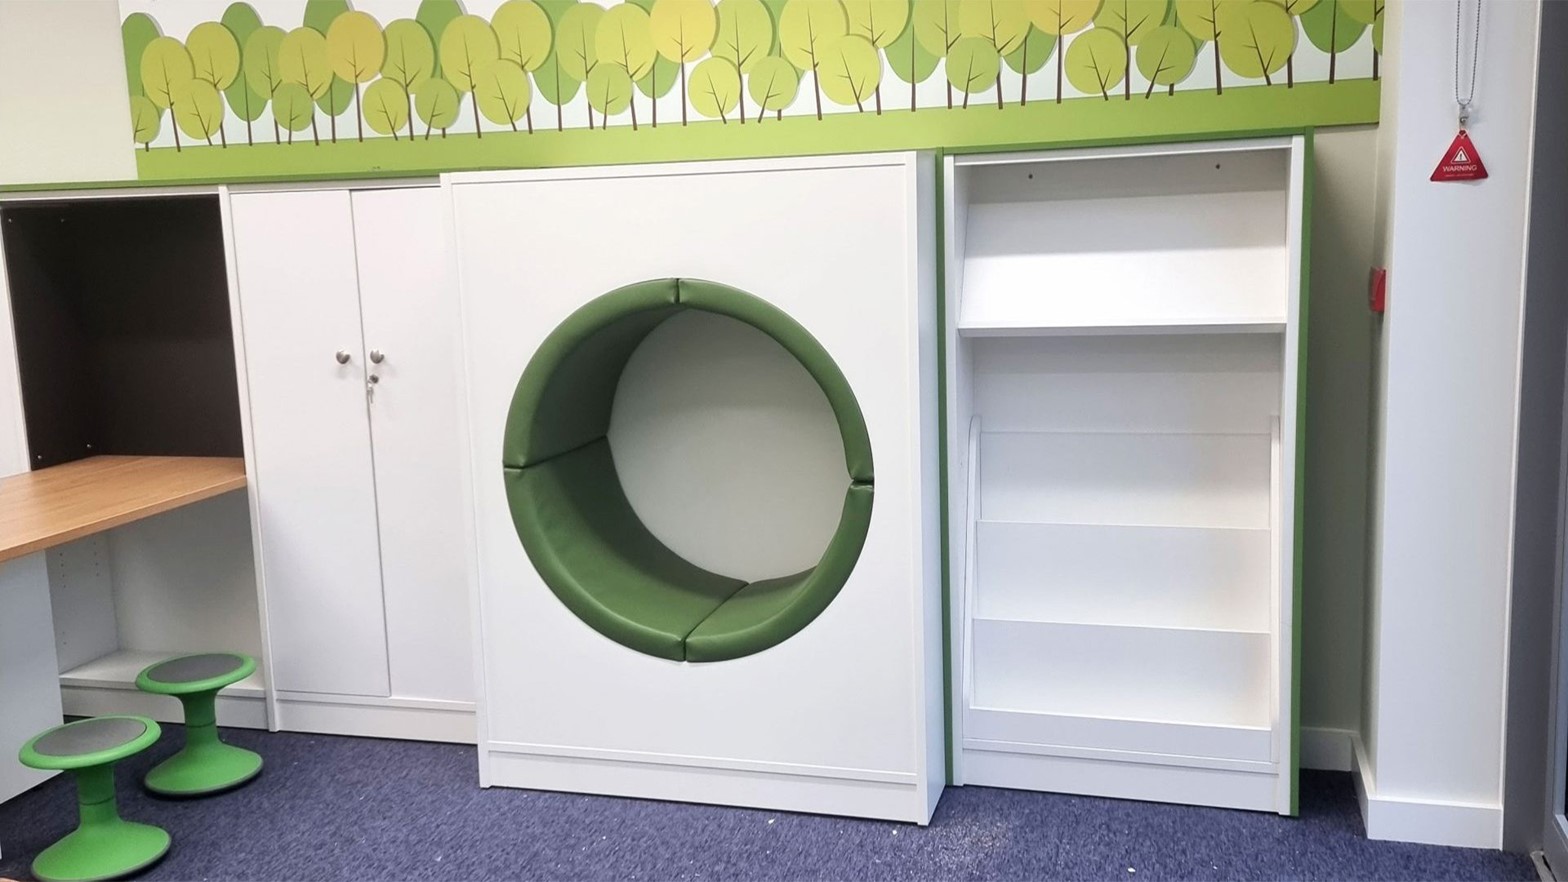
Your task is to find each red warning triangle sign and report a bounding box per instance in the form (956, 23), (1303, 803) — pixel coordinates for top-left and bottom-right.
(1431, 130), (1489, 182)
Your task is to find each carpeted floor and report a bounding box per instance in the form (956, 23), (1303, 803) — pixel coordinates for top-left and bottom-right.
(0, 726), (1541, 881)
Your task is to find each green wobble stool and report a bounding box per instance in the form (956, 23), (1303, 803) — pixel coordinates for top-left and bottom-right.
(135, 653), (262, 796)
(19, 716), (170, 882)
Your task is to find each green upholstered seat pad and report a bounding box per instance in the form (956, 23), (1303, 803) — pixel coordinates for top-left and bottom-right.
(685, 483), (873, 662)
(503, 279), (680, 468)
(506, 438), (745, 661)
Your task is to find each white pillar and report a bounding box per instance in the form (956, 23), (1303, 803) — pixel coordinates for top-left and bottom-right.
(1361, 0), (1543, 849)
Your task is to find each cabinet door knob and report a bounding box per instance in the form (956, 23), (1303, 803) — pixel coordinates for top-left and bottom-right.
(369, 349), (385, 364)
(335, 350), (352, 365)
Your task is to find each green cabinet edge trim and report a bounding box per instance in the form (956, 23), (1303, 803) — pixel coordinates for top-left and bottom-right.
(1290, 129), (1316, 817)
(501, 278), (874, 663)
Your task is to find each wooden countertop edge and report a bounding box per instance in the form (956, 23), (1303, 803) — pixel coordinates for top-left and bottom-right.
(0, 464), (248, 565)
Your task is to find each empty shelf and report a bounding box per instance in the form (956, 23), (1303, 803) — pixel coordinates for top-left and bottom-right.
(61, 649), (265, 697)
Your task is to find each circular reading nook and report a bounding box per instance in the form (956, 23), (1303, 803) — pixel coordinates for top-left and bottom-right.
(501, 278), (874, 663)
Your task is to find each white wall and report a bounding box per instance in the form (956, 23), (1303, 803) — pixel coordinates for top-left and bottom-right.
(0, 0), (135, 186)
(1360, 0), (1542, 849)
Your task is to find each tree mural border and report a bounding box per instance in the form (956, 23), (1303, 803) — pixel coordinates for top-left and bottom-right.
(117, 0), (1380, 183)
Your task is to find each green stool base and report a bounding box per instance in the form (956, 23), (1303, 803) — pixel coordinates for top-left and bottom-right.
(144, 740), (262, 797)
(31, 817), (170, 882)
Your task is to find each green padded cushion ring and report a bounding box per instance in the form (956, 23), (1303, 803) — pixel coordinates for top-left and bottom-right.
(503, 278), (874, 662)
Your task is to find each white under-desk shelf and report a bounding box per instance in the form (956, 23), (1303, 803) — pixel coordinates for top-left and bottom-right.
(60, 649), (266, 696)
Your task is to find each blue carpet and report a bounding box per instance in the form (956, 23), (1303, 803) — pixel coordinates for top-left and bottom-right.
(0, 727), (1539, 881)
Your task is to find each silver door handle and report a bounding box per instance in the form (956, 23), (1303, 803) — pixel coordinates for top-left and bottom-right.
(335, 350), (351, 365)
(369, 349), (385, 364)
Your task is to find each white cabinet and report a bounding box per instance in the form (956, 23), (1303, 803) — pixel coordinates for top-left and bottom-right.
(229, 185), (474, 742)
(945, 137), (1308, 814)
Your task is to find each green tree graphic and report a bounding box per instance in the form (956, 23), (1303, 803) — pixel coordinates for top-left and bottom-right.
(173, 78), (225, 145)
(303, 0), (354, 142)
(780, 0), (847, 120)
(1005, 25), (1055, 105)
(271, 81), (316, 142)
(1175, 0), (1241, 94)
(1027, 0), (1099, 103)
(597, 3), (656, 128)
(747, 55), (799, 121)
(141, 36), (194, 151)
(689, 57), (741, 121)
(414, 76), (461, 137)
(887, 5), (936, 111)
(536, 0), (584, 131)
(714, 0), (773, 123)
(1064, 25), (1124, 98)
(130, 95), (161, 151)
(439, 14), (501, 137)
(1301, 0), (1373, 84)
(587, 63), (635, 121)
(558, 3), (607, 128)
(495, 0), (553, 131)
(944, 35), (998, 108)
(243, 26), (287, 142)
(1134, 24), (1195, 96)
(122, 13), (161, 99)
(1094, 0), (1167, 99)
(416, 0), (464, 76)
(221, 3), (267, 145)
(186, 22), (240, 147)
(912, 0), (960, 107)
(651, 0), (719, 125)
(960, 0), (1028, 107)
(279, 27), (333, 144)
(1218, 1), (1292, 85)
(382, 19), (437, 141)
(819, 34), (880, 111)
(845, 0), (909, 113)
(327, 11), (386, 141)
(364, 78), (411, 136)
(630, 0), (680, 126)
(476, 59), (534, 130)
(1264, 0), (1319, 86)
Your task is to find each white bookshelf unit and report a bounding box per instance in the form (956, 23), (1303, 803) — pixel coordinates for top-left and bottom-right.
(943, 137), (1308, 814)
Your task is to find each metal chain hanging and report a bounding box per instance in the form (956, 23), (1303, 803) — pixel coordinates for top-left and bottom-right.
(1454, 0), (1483, 127)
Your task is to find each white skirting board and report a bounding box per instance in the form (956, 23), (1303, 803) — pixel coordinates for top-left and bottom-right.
(273, 693), (476, 745)
(484, 742), (931, 825)
(1352, 733), (1503, 849)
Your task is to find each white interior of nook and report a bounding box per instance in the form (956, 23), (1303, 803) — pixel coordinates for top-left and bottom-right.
(945, 137), (1303, 813)
(611, 310), (844, 581)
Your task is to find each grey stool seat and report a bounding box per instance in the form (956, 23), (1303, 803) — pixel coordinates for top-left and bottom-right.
(30, 717), (152, 764)
(140, 653), (250, 690)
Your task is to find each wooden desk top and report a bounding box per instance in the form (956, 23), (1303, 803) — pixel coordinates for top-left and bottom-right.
(0, 456), (247, 564)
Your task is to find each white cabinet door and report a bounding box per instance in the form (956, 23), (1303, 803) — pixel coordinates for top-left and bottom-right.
(352, 188), (473, 702)
(230, 189), (390, 698)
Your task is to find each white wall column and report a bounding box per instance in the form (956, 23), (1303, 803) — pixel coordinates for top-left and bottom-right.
(1360, 0), (1543, 849)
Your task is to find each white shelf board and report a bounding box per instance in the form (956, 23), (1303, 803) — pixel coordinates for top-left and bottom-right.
(974, 520), (1272, 632)
(978, 430), (1273, 530)
(971, 333), (1284, 437)
(958, 319), (1285, 338)
(60, 649), (266, 697)
(963, 705), (1273, 764)
(969, 619), (1271, 729)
